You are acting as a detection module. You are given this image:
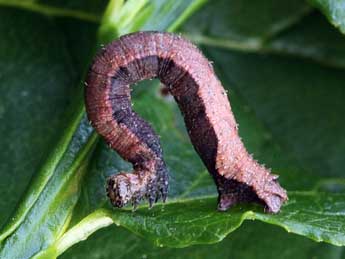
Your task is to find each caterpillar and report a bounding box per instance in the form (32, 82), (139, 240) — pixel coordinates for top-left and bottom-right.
(85, 31), (287, 213)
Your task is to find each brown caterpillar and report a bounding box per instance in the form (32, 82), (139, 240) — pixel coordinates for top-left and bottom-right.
(85, 31), (287, 213)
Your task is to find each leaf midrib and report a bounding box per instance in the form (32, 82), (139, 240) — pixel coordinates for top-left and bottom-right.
(186, 32), (345, 71)
(0, 0), (101, 22)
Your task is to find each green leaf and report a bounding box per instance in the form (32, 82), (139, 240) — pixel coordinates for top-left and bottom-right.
(181, 0), (345, 69)
(266, 13), (345, 69)
(61, 221), (342, 259)
(181, 0), (345, 178)
(0, 4), (101, 259)
(0, 0), (206, 258)
(202, 46), (345, 178)
(308, 0), (345, 34)
(0, 0), (106, 22)
(0, 5), (98, 233)
(0, 8), (64, 227)
(181, 0), (312, 44)
(55, 192), (345, 253)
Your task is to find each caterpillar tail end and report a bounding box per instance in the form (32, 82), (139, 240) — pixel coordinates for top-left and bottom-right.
(216, 177), (288, 214)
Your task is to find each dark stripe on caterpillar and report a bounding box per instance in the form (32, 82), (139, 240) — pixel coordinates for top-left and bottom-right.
(85, 31), (287, 213)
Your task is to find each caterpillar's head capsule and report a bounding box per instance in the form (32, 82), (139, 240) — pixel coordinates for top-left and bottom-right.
(106, 174), (132, 207)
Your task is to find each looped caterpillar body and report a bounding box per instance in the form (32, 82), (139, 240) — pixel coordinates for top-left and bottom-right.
(85, 31), (287, 213)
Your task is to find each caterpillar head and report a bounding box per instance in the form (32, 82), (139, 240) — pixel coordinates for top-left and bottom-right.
(106, 174), (133, 207)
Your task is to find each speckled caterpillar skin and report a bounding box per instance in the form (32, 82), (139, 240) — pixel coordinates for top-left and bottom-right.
(85, 31), (287, 213)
